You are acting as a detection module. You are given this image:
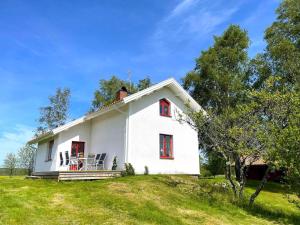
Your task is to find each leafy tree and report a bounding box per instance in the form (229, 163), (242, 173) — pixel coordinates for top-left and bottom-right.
(181, 0), (299, 207)
(185, 76), (299, 205)
(249, 0), (300, 89)
(17, 144), (37, 175)
(137, 77), (152, 91)
(244, 77), (300, 205)
(182, 25), (249, 113)
(4, 153), (17, 176)
(182, 25), (250, 181)
(248, 0), (300, 196)
(36, 88), (71, 135)
(91, 76), (152, 111)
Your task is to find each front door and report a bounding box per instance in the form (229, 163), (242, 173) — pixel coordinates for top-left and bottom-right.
(71, 141), (85, 158)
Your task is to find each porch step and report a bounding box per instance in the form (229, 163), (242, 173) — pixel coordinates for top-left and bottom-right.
(31, 170), (122, 181)
(31, 171), (59, 179)
(26, 175), (42, 179)
(58, 170), (122, 181)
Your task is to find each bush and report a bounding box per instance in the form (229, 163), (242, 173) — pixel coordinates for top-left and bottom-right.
(144, 166), (149, 175)
(200, 165), (212, 177)
(122, 163), (135, 176)
(111, 156), (117, 170)
(206, 152), (225, 177)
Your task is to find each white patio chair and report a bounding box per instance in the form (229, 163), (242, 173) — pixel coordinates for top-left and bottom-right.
(86, 154), (96, 170)
(59, 152), (64, 166)
(69, 157), (78, 171)
(96, 153), (106, 170)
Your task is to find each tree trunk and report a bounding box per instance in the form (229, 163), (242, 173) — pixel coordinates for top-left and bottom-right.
(249, 166), (271, 206)
(226, 162), (237, 197)
(238, 162), (250, 199)
(238, 166), (246, 199)
(9, 168), (13, 177)
(235, 157), (242, 182)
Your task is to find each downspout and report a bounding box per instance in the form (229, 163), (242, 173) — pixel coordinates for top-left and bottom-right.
(113, 103), (130, 167)
(33, 143), (38, 173)
(124, 103), (131, 164)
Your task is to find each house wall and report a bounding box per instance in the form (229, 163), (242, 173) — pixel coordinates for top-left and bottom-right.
(90, 108), (127, 170)
(34, 122), (91, 172)
(34, 136), (59, 172)
(127, 87), (200, 175)
(56, 121), (91, 171)
(34, 87), (199, 174)
(34, 108), (127, 172)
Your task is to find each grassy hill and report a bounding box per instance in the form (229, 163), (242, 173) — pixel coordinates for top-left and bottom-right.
(0, 175), (299, 225)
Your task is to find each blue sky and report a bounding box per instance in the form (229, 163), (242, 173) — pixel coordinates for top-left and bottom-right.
(0, 0), (280, 165)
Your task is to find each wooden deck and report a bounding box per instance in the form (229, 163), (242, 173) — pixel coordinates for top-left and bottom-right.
(30, 170), (122, 181)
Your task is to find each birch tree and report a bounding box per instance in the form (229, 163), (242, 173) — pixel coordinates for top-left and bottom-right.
(4, 153), (17, 176)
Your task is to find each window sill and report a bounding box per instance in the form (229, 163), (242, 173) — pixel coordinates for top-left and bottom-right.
(160, 114), (172, 118)
(160, 157), (174, 160)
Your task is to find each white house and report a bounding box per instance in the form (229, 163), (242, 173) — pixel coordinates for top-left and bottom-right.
(29, 78), (203, 175)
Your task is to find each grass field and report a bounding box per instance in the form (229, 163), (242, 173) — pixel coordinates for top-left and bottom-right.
(0, 175), (299, 225)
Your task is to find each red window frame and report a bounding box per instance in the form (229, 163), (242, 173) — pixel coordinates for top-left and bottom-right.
(159, 134), (173, 159)
(159, 99), (171, 117)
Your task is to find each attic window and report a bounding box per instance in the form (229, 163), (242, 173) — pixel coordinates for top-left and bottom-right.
(159, 99), (171, 117)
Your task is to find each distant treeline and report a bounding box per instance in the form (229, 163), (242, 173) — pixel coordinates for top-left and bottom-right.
(0, 168), (28, 176)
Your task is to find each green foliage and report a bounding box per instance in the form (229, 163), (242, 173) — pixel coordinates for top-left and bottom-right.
(189, 76), (300, 203)
(183, 1), (300, 204)
(199, 164), (212, 177)
(36, 88), (70, 135)
(3, 153), (17, 176)
(126, 163), (135, 176)
(17, 144), (37, 175)
(206, 152), (225, 177)
(91, 76), (152, 111)
(250, 0), (300, 88)
(182, 25), (249, 114)
(137, 77), (152, 91)
(121, 163), (135, 176)
(182, 25), (251, 183)
(111, 156), (117, 170)
(247, 1), (300, 191)
(144, 166), (149, 175)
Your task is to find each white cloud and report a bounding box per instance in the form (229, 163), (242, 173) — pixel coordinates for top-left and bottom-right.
(143, 0), (241, 57)
(0, 124), (34, 166)
(167, 0), (200, 20)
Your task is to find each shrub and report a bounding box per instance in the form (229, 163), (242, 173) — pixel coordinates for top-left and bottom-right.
(122, 163), (135, 176)
(144, 166), (149, 175)
(111, 156), (117, 170)
(200, 165), (212, 177)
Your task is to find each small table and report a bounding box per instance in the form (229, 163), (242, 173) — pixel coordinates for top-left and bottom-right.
(78, 157), (95, 171)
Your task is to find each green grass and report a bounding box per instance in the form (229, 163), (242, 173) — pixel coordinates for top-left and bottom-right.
(0, 175), (299, 225)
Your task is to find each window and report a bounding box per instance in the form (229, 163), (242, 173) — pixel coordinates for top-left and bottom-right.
(46, 140), (54, 161)
(160, 134), (173, 159)
(159, 99), (171, 117)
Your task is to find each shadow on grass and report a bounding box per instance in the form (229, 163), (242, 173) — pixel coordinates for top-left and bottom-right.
(246, 180), (294, 194)
(238, 202), (300, 225)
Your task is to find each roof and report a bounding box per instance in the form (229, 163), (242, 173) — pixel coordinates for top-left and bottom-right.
(28, 78), (203, 144)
